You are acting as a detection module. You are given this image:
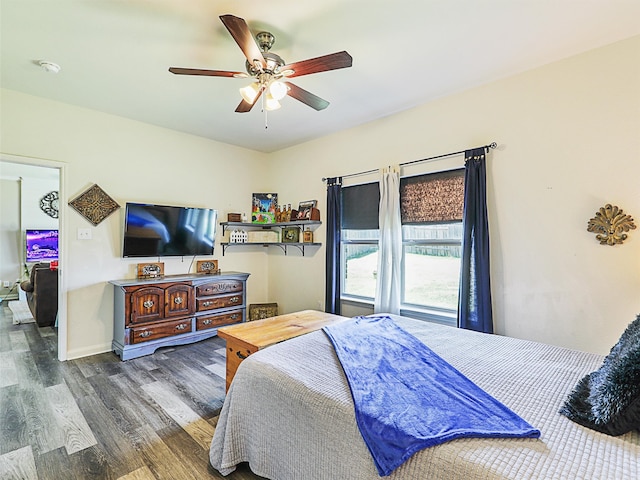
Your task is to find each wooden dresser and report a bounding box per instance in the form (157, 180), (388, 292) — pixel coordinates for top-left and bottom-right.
(110, 271), (250, 360)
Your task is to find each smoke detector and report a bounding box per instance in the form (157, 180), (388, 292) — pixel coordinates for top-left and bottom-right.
(38, 60), (61, 74)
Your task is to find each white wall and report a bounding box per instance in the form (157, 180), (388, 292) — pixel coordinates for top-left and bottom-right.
(1, 35), (638, 358)
(268, 35), (640, 356)
(21, 177), (59, 231)
(0, 179), (21, 298)
(0, 90), (269, 359)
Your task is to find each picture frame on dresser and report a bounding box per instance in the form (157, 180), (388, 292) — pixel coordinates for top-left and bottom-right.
(196, 259), (219, 274)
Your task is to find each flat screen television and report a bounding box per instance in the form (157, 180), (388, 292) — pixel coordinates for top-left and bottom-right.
(26, 229), (59, 262)
(122, 202), (217, 258)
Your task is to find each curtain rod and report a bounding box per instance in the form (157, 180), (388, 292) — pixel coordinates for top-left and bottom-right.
(322, 142), (497, 182)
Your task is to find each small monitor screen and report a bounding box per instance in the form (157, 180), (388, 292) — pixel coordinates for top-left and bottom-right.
(26, 229), (59, 262)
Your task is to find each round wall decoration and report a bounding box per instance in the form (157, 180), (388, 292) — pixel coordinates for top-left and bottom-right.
(40, 191), (59, 218)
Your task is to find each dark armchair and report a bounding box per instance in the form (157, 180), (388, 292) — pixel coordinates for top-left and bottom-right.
(20, 263), (58, 327)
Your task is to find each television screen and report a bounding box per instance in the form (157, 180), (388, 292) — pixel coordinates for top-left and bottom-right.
(26, 229), (59, 262)
(122, 203), (217, 258)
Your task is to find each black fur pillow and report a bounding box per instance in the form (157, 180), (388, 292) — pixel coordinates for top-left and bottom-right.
(559, 314), (640, 436)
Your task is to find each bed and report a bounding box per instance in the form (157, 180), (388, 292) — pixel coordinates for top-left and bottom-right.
(210, 314), (640, 479)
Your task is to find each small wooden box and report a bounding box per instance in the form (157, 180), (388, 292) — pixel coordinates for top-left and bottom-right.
(227, 213), (242, 222)
(295, 207), (320, 221)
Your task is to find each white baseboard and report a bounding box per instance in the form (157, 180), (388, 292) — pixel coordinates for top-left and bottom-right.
(65, 342), (113, 361)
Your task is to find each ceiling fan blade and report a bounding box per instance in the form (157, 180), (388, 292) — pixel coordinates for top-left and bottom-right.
(284, 82), (329, 111)
(235, 89), (263, 113)
(282, 51), (352, 78)
(169, 67), (247, 78)
(219, 14), (266, 70)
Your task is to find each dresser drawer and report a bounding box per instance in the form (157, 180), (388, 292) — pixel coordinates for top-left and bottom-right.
(196, 292), (243, 312)
(130, 318), (193, 344)
(196, 280), (243, 297)
(196, 310), (243, 331)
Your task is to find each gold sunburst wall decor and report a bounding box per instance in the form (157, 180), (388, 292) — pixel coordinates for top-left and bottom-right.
(587, 204), (636, 246)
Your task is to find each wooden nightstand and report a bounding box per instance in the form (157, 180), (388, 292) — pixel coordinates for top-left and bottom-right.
(217, 309), (347, 391)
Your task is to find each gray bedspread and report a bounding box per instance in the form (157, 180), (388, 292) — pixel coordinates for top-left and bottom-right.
(210, 314), (640, 479)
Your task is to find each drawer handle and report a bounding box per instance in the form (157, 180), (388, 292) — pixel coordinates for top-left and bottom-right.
(230, 296), (240, 304)
(143, 300), (154, 309)
(139, 331), (152, 338)
(202, 301), (214, 307)
(236, 351), (248, 360)
(175, 324), (188, 331)
(230, 314), (239, 320)
(174, 297), (183, 305)
(203, 319), (212, 325)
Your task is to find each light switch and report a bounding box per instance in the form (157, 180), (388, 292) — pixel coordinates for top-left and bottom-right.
(78, 228), (92, 240)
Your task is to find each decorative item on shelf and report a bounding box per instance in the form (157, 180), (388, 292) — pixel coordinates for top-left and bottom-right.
(136, 262), (164, 279)
(282, 226), (301, 243)
(40, 191), (59, 218)
(68, 184), (120, 226)
(249, 303), (279, 321)
(196, 259), (219, 274)
(230, 230), (248, 243)
(248, 230), (279, 243)
(587, 204), (636, 246)
(252, 193), (277, 224)
(303, 228), (314, 243)
(297, 200), (320, 221)
(227, 213), (242, 222)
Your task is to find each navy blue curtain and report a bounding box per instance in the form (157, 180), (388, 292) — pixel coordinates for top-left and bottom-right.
(325, 177), (342, 314)
(458, 148), (493, 333)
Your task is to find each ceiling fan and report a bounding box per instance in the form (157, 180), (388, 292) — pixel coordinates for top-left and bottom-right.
(169, 14), (353, 113)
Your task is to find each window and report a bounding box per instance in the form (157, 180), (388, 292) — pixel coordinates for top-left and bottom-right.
(341, 169), (464, 323)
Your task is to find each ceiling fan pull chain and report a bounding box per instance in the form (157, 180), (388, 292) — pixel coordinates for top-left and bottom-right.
(262, 89), (268, 129)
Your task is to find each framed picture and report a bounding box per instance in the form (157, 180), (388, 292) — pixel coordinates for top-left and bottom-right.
(252, 193), (277, 224)
(281, 226), (300, 243)
(249, 303), (279, 321)
(297, 200), (317, 220)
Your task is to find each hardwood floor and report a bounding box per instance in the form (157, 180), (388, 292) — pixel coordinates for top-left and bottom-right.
(0, 304), (265, 480)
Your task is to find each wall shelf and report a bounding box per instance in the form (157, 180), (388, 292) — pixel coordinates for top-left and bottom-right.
(219, 221), (322, 256)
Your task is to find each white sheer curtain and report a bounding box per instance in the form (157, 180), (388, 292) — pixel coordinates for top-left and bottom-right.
(374, 165), (402, 314)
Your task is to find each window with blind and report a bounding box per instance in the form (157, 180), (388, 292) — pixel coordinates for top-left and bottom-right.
(341, 168), (464, 322)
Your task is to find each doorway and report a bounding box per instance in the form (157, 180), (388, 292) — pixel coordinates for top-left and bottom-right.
(0, 154), (67, 360)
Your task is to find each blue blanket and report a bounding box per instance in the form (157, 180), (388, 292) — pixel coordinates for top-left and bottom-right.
(323, 316), (540, 476)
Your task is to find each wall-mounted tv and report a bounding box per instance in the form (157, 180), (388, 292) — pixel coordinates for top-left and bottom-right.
(26, 229), (59, 262)
(122, 202), (217, 258)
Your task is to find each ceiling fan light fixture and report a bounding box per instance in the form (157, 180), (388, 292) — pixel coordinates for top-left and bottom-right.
(264, 96), (281, 111)
(239, 83), (260, 103)
(269, 81), (287, 100)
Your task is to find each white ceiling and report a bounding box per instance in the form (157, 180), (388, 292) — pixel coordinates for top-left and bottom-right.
(2, 1), (639, 153)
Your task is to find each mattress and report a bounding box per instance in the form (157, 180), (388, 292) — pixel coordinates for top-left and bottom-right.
(210, 314), (640, 479)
